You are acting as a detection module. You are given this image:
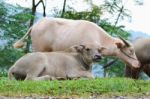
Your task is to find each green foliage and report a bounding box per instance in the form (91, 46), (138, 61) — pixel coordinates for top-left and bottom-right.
(0, 2), (7, 16)
(0, 46), (24, 68)
(99, 19), (130, 38)
(102, 0), (131, 24)
(0, 1), (33, 72)
(0, 78), (150, 97)
(0, 2), (33, 40)
(63, 5), (102, 23)
(106, 59), (125, 77)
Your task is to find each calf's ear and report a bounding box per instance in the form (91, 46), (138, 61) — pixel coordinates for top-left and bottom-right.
(98, 47), (109, 56)
(98, 46), (106, 52)
(74, 45), (85, 53)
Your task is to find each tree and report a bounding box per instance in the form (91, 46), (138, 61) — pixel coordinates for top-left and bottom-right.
(0, 0), (47, 76)
(0, 1), (33, 76)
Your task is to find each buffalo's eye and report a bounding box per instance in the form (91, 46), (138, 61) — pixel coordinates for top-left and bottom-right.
(130, 49), (134, 54)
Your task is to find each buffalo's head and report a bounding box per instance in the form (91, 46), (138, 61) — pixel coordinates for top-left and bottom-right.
(100, 37), (140, 68)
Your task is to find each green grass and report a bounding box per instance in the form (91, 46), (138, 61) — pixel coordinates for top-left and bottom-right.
(0, 77), (150, 97)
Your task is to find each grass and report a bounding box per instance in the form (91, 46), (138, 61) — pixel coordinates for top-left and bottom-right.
(0, 77), (150, 97)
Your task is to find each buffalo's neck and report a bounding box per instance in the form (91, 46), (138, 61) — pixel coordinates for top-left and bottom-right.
(74, 54), (92, 71)
(97, 27), (114, 45)
(99, 33), (118, 56)
(98, 29), (116, 47)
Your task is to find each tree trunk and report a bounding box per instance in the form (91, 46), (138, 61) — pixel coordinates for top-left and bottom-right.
(41, 0), (46, 17)
(114, 6), (124, 26)
(61, 0), (67, 18)
(24, 0), (46, 53)
(24, 0), (36, 53)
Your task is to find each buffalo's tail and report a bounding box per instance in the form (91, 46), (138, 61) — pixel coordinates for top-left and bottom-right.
(13, 27), (32, 48)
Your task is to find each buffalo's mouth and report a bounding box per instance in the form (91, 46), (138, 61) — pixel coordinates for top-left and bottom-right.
(93, 55), (102, 62)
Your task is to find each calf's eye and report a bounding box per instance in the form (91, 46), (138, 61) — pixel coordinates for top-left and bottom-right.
(86, 48), (90, 51)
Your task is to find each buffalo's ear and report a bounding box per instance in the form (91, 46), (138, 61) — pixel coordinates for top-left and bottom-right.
(74, 45), (85, 53)
(115, 42), (124, 48)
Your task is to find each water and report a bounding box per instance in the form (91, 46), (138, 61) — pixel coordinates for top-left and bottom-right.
(92, 63), (104, 78)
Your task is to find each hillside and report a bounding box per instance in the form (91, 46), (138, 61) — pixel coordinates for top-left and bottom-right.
(129, 30), (150, 40)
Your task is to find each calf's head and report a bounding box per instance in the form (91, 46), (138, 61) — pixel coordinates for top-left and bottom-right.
(107, 37), (140, 68)
(73, 44), (103, 63)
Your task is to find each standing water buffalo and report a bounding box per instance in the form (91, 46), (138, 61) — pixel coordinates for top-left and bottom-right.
(8, 44), (103, 80)
(125, 38), (150, 79)
(13, 18), (140, 68)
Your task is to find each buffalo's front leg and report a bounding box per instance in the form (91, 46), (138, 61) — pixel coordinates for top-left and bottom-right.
(124, 65), (141, 79)
(143, 64), (150, 77)
(124, 65), (132, 78)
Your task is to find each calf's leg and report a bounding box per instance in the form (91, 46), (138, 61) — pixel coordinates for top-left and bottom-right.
(24, 65), (49, 81)
(25, 75), (56, 81)
(67, 71), (94, 79)
(26, 75), (49, 80)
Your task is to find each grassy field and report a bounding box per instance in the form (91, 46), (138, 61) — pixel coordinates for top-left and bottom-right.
(0, 77), (150, 98)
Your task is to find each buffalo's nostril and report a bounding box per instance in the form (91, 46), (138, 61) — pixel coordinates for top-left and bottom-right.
(94, 55), (102, 60)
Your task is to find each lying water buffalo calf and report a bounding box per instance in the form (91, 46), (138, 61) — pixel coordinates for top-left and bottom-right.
(125, 38), (150, 79)
(8, 44), (103, 81)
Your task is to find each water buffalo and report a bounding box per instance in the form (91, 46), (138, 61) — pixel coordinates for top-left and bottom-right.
(13, 18), (140, 68)
(125, 38), (150, 79)
(8, 44), (103, 80)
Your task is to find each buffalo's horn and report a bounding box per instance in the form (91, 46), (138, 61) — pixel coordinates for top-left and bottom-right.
(119, 36), (130, 47)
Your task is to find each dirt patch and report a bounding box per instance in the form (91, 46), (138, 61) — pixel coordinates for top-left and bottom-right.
(1, 95), (150, 99)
